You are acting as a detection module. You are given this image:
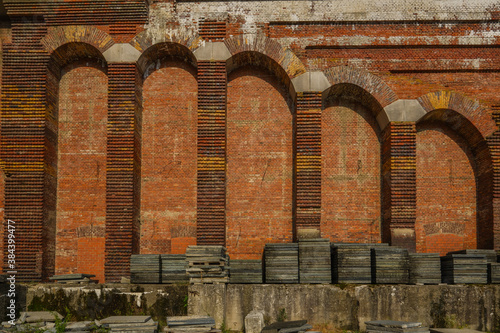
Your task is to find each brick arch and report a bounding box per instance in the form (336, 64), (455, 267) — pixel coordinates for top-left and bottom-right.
(131, 28), (203, 54)
(224, 35), (307, 80)
(41, 26), (114, 55)
(137, 42), (198, 79)
(323, 66), (398, 122)
(417, 91), (497, 140)
(415, 105), (494, 251)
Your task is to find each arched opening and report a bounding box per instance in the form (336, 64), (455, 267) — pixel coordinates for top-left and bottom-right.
(226, 52), (295, 259)
(47, 42), (108, 282)
(416, 109), (493, 255)
(138, 43), (198, 255)
(321, 83), (383, 243)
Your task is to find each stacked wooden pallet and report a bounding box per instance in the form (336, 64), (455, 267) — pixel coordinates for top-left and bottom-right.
(408, 253), (441, 284)
(161, 254), (189, 284)
(299, 238), (331, 284)
(186, 246), (229, 283)
(130, 254), (161, 284)
(365, 320), (429, 333)
(441, 254), (488, 284)
(229, 259), (263, 284)
(165, 315), (220, 333)
(491, 263), (500, 284)
(449, 249), (498, 283)
(331, 243), (387, 284)
(371, 246), (409, 284)
(264, 243), (299, 284)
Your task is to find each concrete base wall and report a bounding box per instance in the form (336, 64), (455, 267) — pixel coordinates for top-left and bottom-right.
(188, 284), (500, 332)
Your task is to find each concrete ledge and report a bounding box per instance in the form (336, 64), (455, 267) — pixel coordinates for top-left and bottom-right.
(189, 284), (500, 332)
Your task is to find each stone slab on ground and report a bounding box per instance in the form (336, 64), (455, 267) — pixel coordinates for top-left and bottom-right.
(166, 316), (215, 327)
(366, 321), (423, 329)
(100, 316), (152, 324)
(21, 311), (63, 323)
(65, 320), (94, 331)
(430, 329), (483, 333)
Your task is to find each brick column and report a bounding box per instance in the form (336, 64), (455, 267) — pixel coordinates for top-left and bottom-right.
(105, 63), (141, 282)
(196, 61), (227, 245)
(295, 92), (322, 237)
(488, 109), (500, 250)
(1, 19), (49, 281)
(382, 122), (417, 252)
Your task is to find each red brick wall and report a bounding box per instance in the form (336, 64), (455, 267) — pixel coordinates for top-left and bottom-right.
(226, 66), (293, 258)
(416, 122), (477, 255)
(56, 63), (107, 282)
(321, 101), (382, 243)
(140, 60), (198, 255)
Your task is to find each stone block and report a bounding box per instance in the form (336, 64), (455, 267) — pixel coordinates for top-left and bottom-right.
(244, 310), (265, 333)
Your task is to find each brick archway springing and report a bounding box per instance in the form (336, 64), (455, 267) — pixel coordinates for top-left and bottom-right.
(225, 51), (296, 257)
(45, 42), (108, 282)
(415, 94), (495, 251)
(137, 42), (199, 256)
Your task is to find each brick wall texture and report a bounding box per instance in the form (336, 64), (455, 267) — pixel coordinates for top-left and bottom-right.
(1, 0), (500, 281)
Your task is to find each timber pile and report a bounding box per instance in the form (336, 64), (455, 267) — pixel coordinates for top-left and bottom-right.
(164, 315), (220, 333)
(229, 259), (263, 284)
(49, 273), (98, 284)
(261, 320), (312, 333)
(448, 249), (498, 283)
(186, 246), (229, 283)
(264, 243), (299, 284)
(100, 316), (158, 333)
(161, 254), (189, 284)
(130, 254), (161, 284)
(299, 238), (332, 284)
(408, 253), (441, 284)
(365, 320), (429, 333)
(371, 246), (409, 284)
(491, 263), (500, 284)
(331, 243), (387, 284)
(441, 254), (488, 284)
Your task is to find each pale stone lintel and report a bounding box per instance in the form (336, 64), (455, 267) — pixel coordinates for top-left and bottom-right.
(103, 43), (142, 63)
(292, 71), (330, 93)
(193, 42), (232, 61)
(378, 99), (426, 130)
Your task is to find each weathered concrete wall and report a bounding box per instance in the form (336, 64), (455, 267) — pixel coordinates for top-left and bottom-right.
(189, 284), (500, 332)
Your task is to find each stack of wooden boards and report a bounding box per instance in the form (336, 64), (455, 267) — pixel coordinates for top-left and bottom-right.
(299, 238), (331, 284)
(128, 244), (500, 285)
(186, 246), (229, 283)
(130, 254), (161, 284)
(441, 252), (489, 284)
(130, 254), (189, 284)
(229, 259), (263, 283)
(161, 254), (189, 284)
(332, 243), (378, 284)
(371, 246), (410, 284)
(408, 253), (441, 284)
(365, 320), (429, 333)
(164, 315), (220, 333)
(264, 243), (299, 283)
(446, 249), (498, 284)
